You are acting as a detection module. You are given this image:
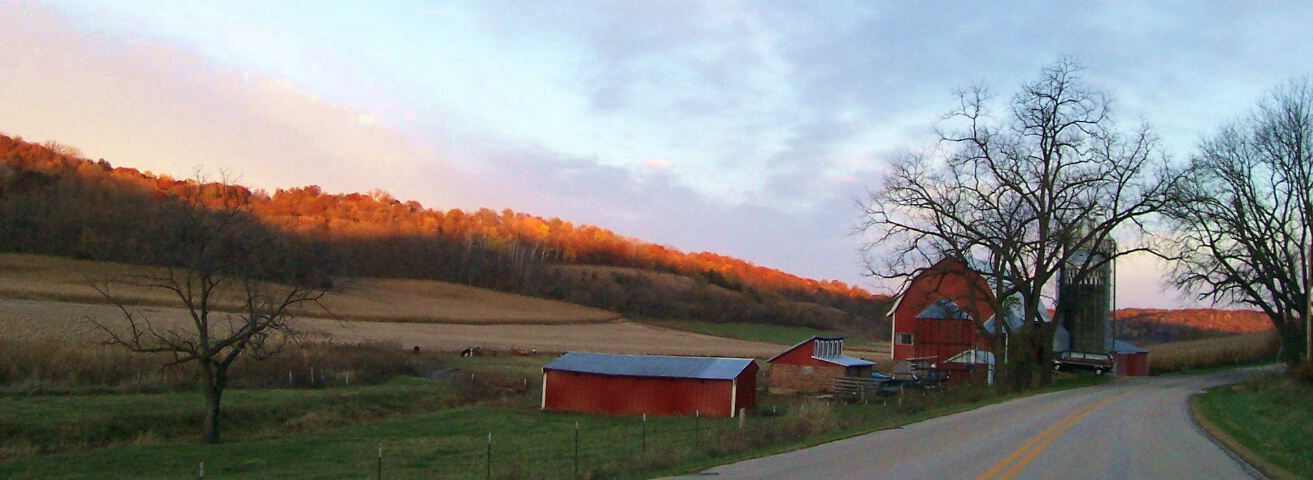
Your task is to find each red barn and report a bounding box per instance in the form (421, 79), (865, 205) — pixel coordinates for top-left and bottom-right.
(889, 259), (996, 366)
(888, 258), (1062, 384)
(767, 336), (875, 393)
(541, 353), (757, 418)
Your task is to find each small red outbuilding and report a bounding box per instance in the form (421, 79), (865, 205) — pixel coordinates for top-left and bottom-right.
(541, 352), (758, 418)
(1113, 340), (1149, 377)
(767, 336), (875, 393)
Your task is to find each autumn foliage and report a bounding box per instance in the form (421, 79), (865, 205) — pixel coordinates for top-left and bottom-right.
(0, 134), (886, 332)
(1115, 308), (1274, 344)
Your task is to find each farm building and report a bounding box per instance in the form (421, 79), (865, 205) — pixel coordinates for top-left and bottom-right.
(1112, 340), (1149, 376)
(767, 336), (875, 393)
(888, 259), (996, 365)
(888, 253), (1150, 381)
(541, 352), (757, 418)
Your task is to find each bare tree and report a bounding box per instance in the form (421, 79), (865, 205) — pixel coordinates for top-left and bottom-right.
(1162, 79), (1311, 365)
(859, 59), (1174, 388)
(90, 176), (331, 443)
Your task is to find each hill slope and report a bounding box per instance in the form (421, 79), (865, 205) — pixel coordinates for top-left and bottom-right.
(0, 134), (889, 336)
(0, 253), (800, 358)
(0, 253), (616, 324)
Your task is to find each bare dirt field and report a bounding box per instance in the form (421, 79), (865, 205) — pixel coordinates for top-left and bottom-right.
(0, 254), (793, 358)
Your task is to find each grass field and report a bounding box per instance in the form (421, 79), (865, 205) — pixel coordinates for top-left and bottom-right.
(0, 253), (803, 357)
(0, 371), (1111, 479)
(3, 251), (1295, 478)
(0, 253), (617, 325)
(645, 320), (865, 347)
(1194, 372), (1312, 479)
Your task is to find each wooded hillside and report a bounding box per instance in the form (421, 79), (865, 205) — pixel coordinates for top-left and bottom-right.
(0, 134), (888, 335)
(1115, 308), (1273, 344)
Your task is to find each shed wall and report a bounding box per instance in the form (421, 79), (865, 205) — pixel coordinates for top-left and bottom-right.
(771, 340), (835, 367)
(543, 367), (755, 418)
(1115, 351), (1149, 377)
(767, 364), (846, 393)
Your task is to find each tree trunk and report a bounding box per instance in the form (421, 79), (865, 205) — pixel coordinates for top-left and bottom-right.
(201, 370), (226, 444)
(1278, 320), (1305, 366)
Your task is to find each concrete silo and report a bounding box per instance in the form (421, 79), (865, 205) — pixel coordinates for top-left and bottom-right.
(1057, 232), (1116, 354)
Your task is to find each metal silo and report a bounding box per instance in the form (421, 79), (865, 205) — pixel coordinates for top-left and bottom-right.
(1058, 229), (1115, 354)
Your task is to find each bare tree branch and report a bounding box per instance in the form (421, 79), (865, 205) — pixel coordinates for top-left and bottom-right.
(87, 173), (332, 443)
(1162, 78), (1311, 364)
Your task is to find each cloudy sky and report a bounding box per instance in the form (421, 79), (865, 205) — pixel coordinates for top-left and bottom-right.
(2, 1), (1309, 308)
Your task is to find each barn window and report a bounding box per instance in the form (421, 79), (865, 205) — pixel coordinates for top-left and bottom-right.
(896, 333), (914, 345)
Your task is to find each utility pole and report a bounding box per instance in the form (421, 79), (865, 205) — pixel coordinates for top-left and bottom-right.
(1306, 241), (1311, 363)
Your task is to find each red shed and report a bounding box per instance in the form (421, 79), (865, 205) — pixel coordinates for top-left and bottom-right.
(541, 353), (757, 418)
(767, 336), (875, 393)
(1112, 340), (1149, 377)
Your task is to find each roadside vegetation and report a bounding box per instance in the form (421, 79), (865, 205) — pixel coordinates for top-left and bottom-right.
(1193, 367), (1313, 480)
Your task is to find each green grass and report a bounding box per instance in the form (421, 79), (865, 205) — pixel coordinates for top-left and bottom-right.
(645, 320), (872, 348)
(0, 377), (457, 458)
(1, 371), (1112, 479)
(1, 399), (765, 479)
(1194, 373), (1312, 479)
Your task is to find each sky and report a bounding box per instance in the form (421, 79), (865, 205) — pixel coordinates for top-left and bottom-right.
(1, 1), (1309, 309)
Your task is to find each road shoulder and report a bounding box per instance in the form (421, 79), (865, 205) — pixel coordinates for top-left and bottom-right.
(1189, 385), (1296, 480)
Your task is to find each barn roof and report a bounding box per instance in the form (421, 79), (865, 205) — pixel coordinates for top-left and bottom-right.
(543, 352), (755, 380)
(916, 298), (972, 320)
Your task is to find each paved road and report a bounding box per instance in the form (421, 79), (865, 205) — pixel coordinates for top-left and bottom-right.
(686, 370), (1262, 479)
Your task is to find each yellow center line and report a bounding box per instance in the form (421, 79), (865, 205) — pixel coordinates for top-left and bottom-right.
(978, 392), (1126, 480)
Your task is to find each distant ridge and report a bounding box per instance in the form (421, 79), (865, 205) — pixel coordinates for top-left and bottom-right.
(1115, 308), (1273, 344)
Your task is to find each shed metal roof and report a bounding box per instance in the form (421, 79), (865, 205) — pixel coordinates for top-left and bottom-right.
(819, 355), (877, 368)
(543, 352), (754, 380)
(767, 336), (876, 368)
(1112, 339), (1147, 354)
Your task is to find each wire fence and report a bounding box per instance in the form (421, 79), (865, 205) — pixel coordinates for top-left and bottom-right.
(442, 411), (764, 479)
(182, 404), (832, 480)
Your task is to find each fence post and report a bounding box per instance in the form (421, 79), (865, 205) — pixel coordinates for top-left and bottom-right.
(694, 410), (700, 448)
(377, 445), (382, 480)
(641, 414), (647, 454)
(198, 462), (204, 479)
(485, 433), (492, 480)
(573, 421), (580, 480)
(738, 408), (746, 430)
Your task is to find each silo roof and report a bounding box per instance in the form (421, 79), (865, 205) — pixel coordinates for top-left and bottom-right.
(543, 352), (754, 380)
